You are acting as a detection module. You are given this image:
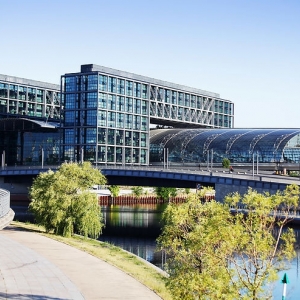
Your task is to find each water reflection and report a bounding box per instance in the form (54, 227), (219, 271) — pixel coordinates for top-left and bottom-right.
(99, 204), (300, 299)
(100, 204), (166, 238)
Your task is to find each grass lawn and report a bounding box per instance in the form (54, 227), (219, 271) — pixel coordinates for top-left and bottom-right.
(11, 221), (172, 300)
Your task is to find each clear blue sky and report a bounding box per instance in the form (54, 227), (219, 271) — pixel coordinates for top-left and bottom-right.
(1, 0), (299, 128)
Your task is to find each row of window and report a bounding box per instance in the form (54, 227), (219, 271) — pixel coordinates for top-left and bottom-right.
(214, 114), (233, 127)
(0, 83), (59, 104)
(62, 144), (147, 164)
(0, 99), (58, 118)
(0, 131), (60, 166)
(64, 93), (148, 114)
(64, 110), (148, 130)
(64, 128), (148, 148)
(63, 75), (233, 115)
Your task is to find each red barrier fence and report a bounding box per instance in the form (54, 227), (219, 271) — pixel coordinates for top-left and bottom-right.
(98, 194), (215, 205)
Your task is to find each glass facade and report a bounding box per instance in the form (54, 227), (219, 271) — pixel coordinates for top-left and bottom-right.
(61, 64), (234, 165)
(61, 71), (150, 165)
(0, 75), (61, 166)
(150, 128), (300, 164)
(0, 75), (61, 120)
(0, 119), (60, 166)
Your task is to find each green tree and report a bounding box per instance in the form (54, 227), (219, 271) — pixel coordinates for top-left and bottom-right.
(131, 186), (143, 198)
(184, 188), (191, 195)
(158, 189), (237, 299)
(29, 162), (107, 238)
(224, 185), (298, 299)
(158, 185), (299, 300)
(108, 185), (120, 198)
(222, 157), (230, 168)
(155, 187), (177, 201)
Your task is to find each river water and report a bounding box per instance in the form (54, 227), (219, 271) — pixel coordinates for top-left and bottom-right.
(99, 204), (300, 300)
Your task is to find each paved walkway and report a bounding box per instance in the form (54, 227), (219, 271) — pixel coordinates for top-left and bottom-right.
(0, 226), (162, 299)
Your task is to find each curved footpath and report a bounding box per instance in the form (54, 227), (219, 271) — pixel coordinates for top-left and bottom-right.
(0, 226), (162, 299)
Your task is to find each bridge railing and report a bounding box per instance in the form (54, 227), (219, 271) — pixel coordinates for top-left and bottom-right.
(0, 164), (299, 186)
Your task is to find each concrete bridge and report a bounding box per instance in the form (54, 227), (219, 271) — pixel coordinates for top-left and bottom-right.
(0, 165), (299, 202)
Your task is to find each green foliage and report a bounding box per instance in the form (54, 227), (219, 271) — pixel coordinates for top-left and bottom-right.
(222, 157), (230, 168)
(155, 187), (177, 201)
(131, 186), (143, 198)
(108, 185), (120, 198)
(29, 162), (106, 238)
(158, 185), (299, 299)
(184, 188), (191, 195)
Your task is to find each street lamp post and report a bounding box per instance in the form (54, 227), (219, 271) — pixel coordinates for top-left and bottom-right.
(41, 148), (44, 169)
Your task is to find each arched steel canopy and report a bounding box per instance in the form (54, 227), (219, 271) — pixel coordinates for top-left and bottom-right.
(0, 118), (59, 132)
(150, 128), (300, 164)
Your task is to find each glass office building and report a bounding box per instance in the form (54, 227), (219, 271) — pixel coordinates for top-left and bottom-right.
(0, 75), (61, 166)
(61, 64), (234, 165)
(150, 128), (300, 164)
(0, 74), (61, 120)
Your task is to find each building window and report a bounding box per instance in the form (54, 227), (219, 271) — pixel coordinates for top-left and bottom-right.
(116, 130), (124, 145)
(87, 75), (98, 90)
(185, 94), (190, 107)
(126, 81), (133, 96)
(86, 110), (97, 126)
(125, 97), (133, 113)
(141, 117), (147, 131)
(98, 92), (107, 109)
(134, 99), (141, 114)
(107, 129), (115, 145)
(99, 75), (107, 91)
(28, 88), (36, 102)
(65, 77), (76, 92)
(116, 113), (124, 128)
(125, 131), (132, 146)
(98, 128), (106, 144)
(133, 115), (141, 130)
(86, 128), (97, 143)
(0, 83), (8, 98)
(98, 111), (106, 126)
(133, 148), (139, 163)
(116, 147), (123, 163)
(107, 146), (115, 162)
(65, 129), (75, 144)
(178, 92), (183, 106)
(165, 89), (170, 103)
(142, 84), (148, 99)
(117, 96), (125, 111)
(108, 77), (116, 93)
(9, 85), (18, 99)
(36, 89), (43, 103)
(134, 82), (141, 98)
(87, 92), (97, 108)
(125, 114), (132, 129)
(108, 112), (116, 127)
(107, 94), (116, 110)
(18, 86), (27, 100)
(65, 111), (75, 126)
(98, 146), (106, 162)
(133, 132), (140, 147)
(141, 100), (148, 115)
(141, 133), (147, 147)
(117, 79), (125, 95)
(65, 94), (76, 109)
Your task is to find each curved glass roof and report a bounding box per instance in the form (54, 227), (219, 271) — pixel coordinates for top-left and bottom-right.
(150, 128), (300, 164)
(0, 118), (59, 131)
